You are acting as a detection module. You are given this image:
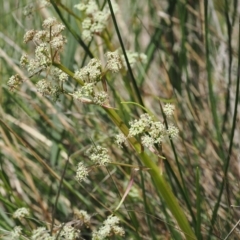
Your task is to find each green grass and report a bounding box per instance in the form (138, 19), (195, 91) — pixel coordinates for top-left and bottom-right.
(1, 0), (240, 239)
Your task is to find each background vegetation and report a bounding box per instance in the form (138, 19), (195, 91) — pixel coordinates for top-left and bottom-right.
(0, 0), (240, 239)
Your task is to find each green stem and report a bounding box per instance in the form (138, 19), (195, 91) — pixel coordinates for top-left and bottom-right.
(55, 64), (196, 239)
(105, 108), (196, 239)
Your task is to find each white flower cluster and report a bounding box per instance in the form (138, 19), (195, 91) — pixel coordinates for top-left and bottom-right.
(76, 162), (89, 182)
(163, 103), (175, 117)
(7, 17), (68, 100)
(2, 226), (23, 239)
(74, 209), (91, 227)
(72, 84), (108, 106)
(105, 50), (123, 73)
(86, 145), (110, 166)
(72, 50), (146, 106)
(93, 92), (108, 105)
(74, 58), (102, 83)
(31, 227), (55, 240)
(116, 107), (179, 149)
(40, 0), (51, 7)
(92, 214), (125, 240)
(31, 225), (80, 240)
(7, 74), (23, 91)
(74, 0), (119, 42)
(35, 79), (61, 102)
(115, 132), (126, 148)
(13, 207), (30, 220)
(59, 225), (80, 240)
(128, 113), (153, 137)
(22, 17), (66, 76)
(72, 54), (114, 106)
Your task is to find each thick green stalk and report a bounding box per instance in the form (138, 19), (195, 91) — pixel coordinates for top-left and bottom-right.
(55, 64), (196, 239)
(105, 108), (196, 239)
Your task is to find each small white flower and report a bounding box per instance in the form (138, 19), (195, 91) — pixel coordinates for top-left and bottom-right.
(76, 162), (89, 182)
(7, 226), (23, 239)
(52, 23), (66, 35)
(74, 3), (87, 11)
(85, 0), (98, 15)
(59, 72), (68, 82)
(163, 103), (175, 117)
(167, 124), (179, 139)
(42, 17), (57, 28)
(128, 114), (153, 137)
(75, 0), (119, 40)
(141, 135), (155, 148)
(104, 215), (120, 226)
(87, 146), (110, 166)
(93, 91), (108, 105)
(31, 227), (54, 240)
(23, 29), (36, 43)
(36, 79), (51, 96)
(74, 209), (91, 227)
(92, 214), (124, 240)
(115, 133), (126, 147)
(35, 43), (51, 66)
(82, 29), (92, 42)
(82, 18), (92, 30)
(74, 58), (101, 83)
(59, 225), (80, 240)
(13, 208), (29, 220)
(129, 119), (146, 137)
(7, 74), (23, 91)
(149, 122), (166, 139)
(105, 51), (122, 73)
(27, 59), (40, 74)
(50, 35), (67, 50)
(33, 30), (48, 42)
(73, 83), (95, 99)
(40, 0), (51, 7)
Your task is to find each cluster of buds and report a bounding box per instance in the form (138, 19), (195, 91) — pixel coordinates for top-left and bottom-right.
(72, 57), (108, 106)
(86, 145), (111, 166)
(72, 49), (147, 106)
(92, 214), (125, 240)
(8, 17), (67, 101)
(116, 105), (179, 150)
(74, 0), (119, 42)
(72, 52), (118, 106)
(76, 145), (111, 183)
(23, 17), (66, 71)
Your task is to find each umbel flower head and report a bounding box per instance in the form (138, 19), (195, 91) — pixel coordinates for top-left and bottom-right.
(163, 103), (175, 117)
(13, 207), (30, 220)
(86, 145), (110, 166)
(76, 162), (89, 182)
(74, 0), (119, 42)
(105, 50), (123, 73)
(2, 226), (23, 239)
(31, 227), (54, 240)
(74, 209), (91, 227)
(7, 17), (68, 101)
(116, 110), (179, 149)
(92, 214), (125, 240)
(74, 58), (102, 83)
(7, 74), (23, 91)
